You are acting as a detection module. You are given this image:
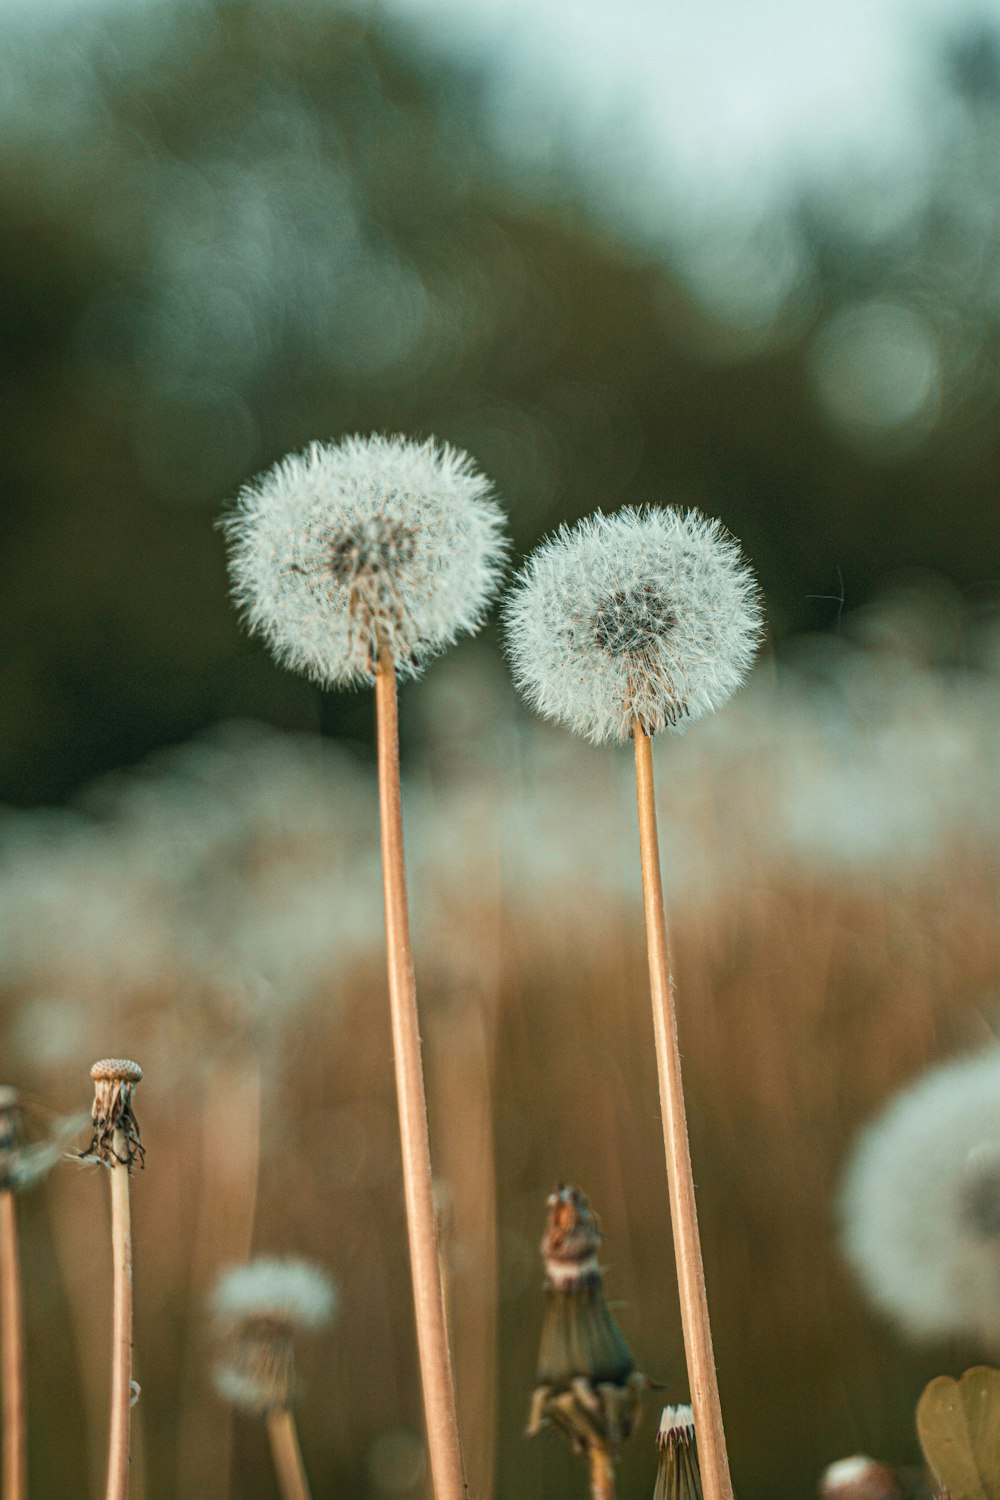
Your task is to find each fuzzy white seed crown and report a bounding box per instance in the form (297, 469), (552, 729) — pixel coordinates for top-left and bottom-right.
(223, 433), (508, 688)
(211, 1256), (337, 1334)
(504, 506), (764, 745)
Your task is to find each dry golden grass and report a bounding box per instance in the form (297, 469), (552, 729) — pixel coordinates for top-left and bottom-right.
(6, 829), (999, 1500)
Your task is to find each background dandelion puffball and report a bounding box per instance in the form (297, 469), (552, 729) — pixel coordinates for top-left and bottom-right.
(224, 435), (508, 688)
(504, 506), (764, 745)
(211, 1257), (338, 1334)
(840, 1050), (1000, 1343)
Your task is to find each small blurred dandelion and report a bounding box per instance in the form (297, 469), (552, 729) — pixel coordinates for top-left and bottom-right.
(211, 1258), (336, 1500)
(840, 1049), (1000, 1343)
(223, 434), (508, 687)
(504, 507), (763, 745)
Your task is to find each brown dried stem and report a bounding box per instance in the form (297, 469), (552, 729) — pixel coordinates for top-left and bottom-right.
(106, 1128), (135, 1500)
(633, 721), (733, 1500)
(374, 650), (466, 1500)
(265, 1408), (312, 1500)
(589, 1447), (616, 1500)
(0, 1189), (26, 1500)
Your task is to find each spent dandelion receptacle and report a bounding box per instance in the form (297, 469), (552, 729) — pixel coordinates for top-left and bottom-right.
(505, 505), (764, 1500)
(87, 1059), (144, 1500)
(222, 433), (509, 1500)
(211, 1258), (336, 1500)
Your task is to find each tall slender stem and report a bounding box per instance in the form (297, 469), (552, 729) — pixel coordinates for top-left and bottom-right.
(265, 1409), (312, 1500)
(633, 722), (733, 1500)
(106, 1130), (134, 1500)
(374, 652), (466, 1500)
(0, 1190), (26, 1500)
(588, 1447), (616, 1500)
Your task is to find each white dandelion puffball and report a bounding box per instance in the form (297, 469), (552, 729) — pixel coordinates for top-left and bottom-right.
(211, 1257), (338, 1334)
(840, 1050), (1000, 1343)
(224, 434), (508, 687)
(504, 506), (764, 745)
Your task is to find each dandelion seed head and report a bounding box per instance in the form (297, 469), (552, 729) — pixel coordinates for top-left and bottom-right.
(840, 1050), (1000, 1342)
(211, 1257), (337, 1334)
(223, 434), (508, 687)
(211, 1257), (336, 1415)
(657, 1405), (695, 1443)
(504, 507), (763, 745)
(819, 1456), (903, 1500)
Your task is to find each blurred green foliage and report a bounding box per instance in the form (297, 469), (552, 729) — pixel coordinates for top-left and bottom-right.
(1, 0), (999, 803)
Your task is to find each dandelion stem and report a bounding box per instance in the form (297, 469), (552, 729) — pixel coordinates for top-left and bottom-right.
(633, 721), (733, 1500)
(106, 1129), (134, 1500)
(588, 1448), (616, 1500)
(0, 1189), (26, 1500)
(265, 1409), (312, 1500)
(374, 650), (466, 1500)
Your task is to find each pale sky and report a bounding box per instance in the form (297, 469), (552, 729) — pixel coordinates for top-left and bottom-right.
(2, 0), (996, 212)
(369, 0), (996, 211)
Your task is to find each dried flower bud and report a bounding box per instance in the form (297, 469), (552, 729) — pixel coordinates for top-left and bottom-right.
(654, 1406), (702, 1500)
(86, 1059), (144, 1170)
(527, 1185), (646, 1461)
(210, 1258), (336, 1417)
(819, 1456), (905, 1500)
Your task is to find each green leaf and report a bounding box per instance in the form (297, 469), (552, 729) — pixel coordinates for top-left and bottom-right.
(917, 1367), (1000, 1500)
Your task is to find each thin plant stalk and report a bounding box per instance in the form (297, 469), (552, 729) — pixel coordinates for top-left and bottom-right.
(176, 1055), (262, 1500)
(265, 1409), (311, 1500)
(588, 1448), (616, 1500)
(429, 995), (500, 1500)
(0, 1189), (26, 1500)
(374, 650), (466, 1500)
(633, 721), (733, 1500)
(106, 1128), (134, 1500)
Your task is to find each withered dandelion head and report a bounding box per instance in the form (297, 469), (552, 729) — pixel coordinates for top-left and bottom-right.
(654, 1406), (702, 1500)
(222, 434), (508, 688)
(527, 1185), (646, 1459)
(504, 507), (764, 744)
(86, 1058), (144, 1171)
(211, 1257), (337, 1416)
(840, 1049), (1000, 1342)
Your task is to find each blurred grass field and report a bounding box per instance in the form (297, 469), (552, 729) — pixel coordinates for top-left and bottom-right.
(2, 610), (999, 1499)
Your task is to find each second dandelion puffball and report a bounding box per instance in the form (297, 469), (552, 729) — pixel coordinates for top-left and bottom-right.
(504, 507), (763, 744)
(223, 434), (508, 687)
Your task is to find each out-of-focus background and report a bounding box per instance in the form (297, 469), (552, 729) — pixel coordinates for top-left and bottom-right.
(1, 0), (1000, 1496)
